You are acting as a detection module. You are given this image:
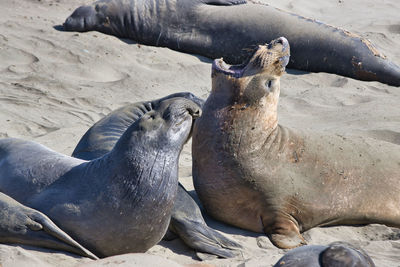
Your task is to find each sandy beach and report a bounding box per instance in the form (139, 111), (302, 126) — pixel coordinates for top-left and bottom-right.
(0, 0), (400, 266)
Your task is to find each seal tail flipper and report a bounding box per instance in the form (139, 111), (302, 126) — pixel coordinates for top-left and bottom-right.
(170, 218), (242, 259)
(28, 211), (99, 260)
(356, 56), (400, 87)
(288, 18), (400, 86)
(0, 192), (98, 259)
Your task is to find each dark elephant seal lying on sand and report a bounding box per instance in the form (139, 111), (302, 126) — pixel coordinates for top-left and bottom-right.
(63, 0), (400, 86)
(0, 97), (200, 257)
(192, 37), (400, 249)
(72, 92), (241, 259)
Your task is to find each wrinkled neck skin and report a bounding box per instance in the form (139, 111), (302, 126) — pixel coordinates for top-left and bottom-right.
(206, 73), (280, 153)
(83, 121), (182, 209)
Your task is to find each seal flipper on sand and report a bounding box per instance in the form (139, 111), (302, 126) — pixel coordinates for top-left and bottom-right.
(169, 184), (242, 259)
(72, 93), (242, 259)
(0, 192), (98, 260)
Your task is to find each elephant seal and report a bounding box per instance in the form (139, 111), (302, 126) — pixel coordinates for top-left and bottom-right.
(62, 0), (400, 86)
(72, 92), (242, 258)
(0, 192), (98, 259)
(0, 97), (200, 257)
(273, 242), (375, 267)
(192, 37), (400, 249)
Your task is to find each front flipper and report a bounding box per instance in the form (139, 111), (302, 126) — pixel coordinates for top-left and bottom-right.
(201, 0), (247, 6)
(263, 215), (306, 249)
(170, 218), (242, 259)
(0, 193), (98, 260)
(168, 185), (242, 259)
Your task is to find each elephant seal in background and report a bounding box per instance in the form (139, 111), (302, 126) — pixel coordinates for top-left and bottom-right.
(0, 192), (98, 259)
(273, 242), (375, 267)
(62, 0), (400, 86)
(192, 37), (400, 249)
(0, 97), (200, 258)
(72, 92), (242, 259)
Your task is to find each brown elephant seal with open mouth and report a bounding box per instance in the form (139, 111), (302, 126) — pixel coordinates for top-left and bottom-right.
(192, 37), (400, 249)
(0, 97), (200, 258)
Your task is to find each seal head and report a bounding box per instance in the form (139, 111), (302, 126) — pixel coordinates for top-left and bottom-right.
(211, 37), (289, 108)
(273, 242), (375, 267)
(132, 97), (201, 146)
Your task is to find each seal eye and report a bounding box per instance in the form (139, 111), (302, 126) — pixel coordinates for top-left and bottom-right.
(267, 80), (272, 88)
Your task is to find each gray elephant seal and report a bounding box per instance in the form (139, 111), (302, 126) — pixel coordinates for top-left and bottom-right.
(192, 37), (400, 249)
(0, 97), (200, 257)
(72, 92), (241, 258)
(0, 192), (97, 259)
(62, 0), (400, 86)
(273, 242), (375, 267)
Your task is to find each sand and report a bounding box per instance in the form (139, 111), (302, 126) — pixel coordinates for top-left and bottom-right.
(0, 0), (400, 266)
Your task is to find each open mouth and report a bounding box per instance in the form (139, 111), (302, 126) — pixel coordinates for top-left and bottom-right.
(212, 37), (290, 78)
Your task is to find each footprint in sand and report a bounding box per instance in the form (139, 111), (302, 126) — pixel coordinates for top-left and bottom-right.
(0, 44), (39, 73)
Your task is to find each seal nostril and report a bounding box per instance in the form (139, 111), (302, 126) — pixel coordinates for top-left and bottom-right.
(189, 108), (202, 118)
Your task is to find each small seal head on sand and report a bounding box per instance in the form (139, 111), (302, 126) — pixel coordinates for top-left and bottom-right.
(273, 242), (375, 267)
(0, 97), (201, 257)
(193, 36), (400, 249)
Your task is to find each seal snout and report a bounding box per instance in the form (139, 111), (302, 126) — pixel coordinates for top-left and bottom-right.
(179, 101), (202, 119)
(163, 99), (202, 123)
(188, 106), (202, 118)
(275, 37), (290, 68)
(63, 6), (97, 31)
(270, 37), (289, 52)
